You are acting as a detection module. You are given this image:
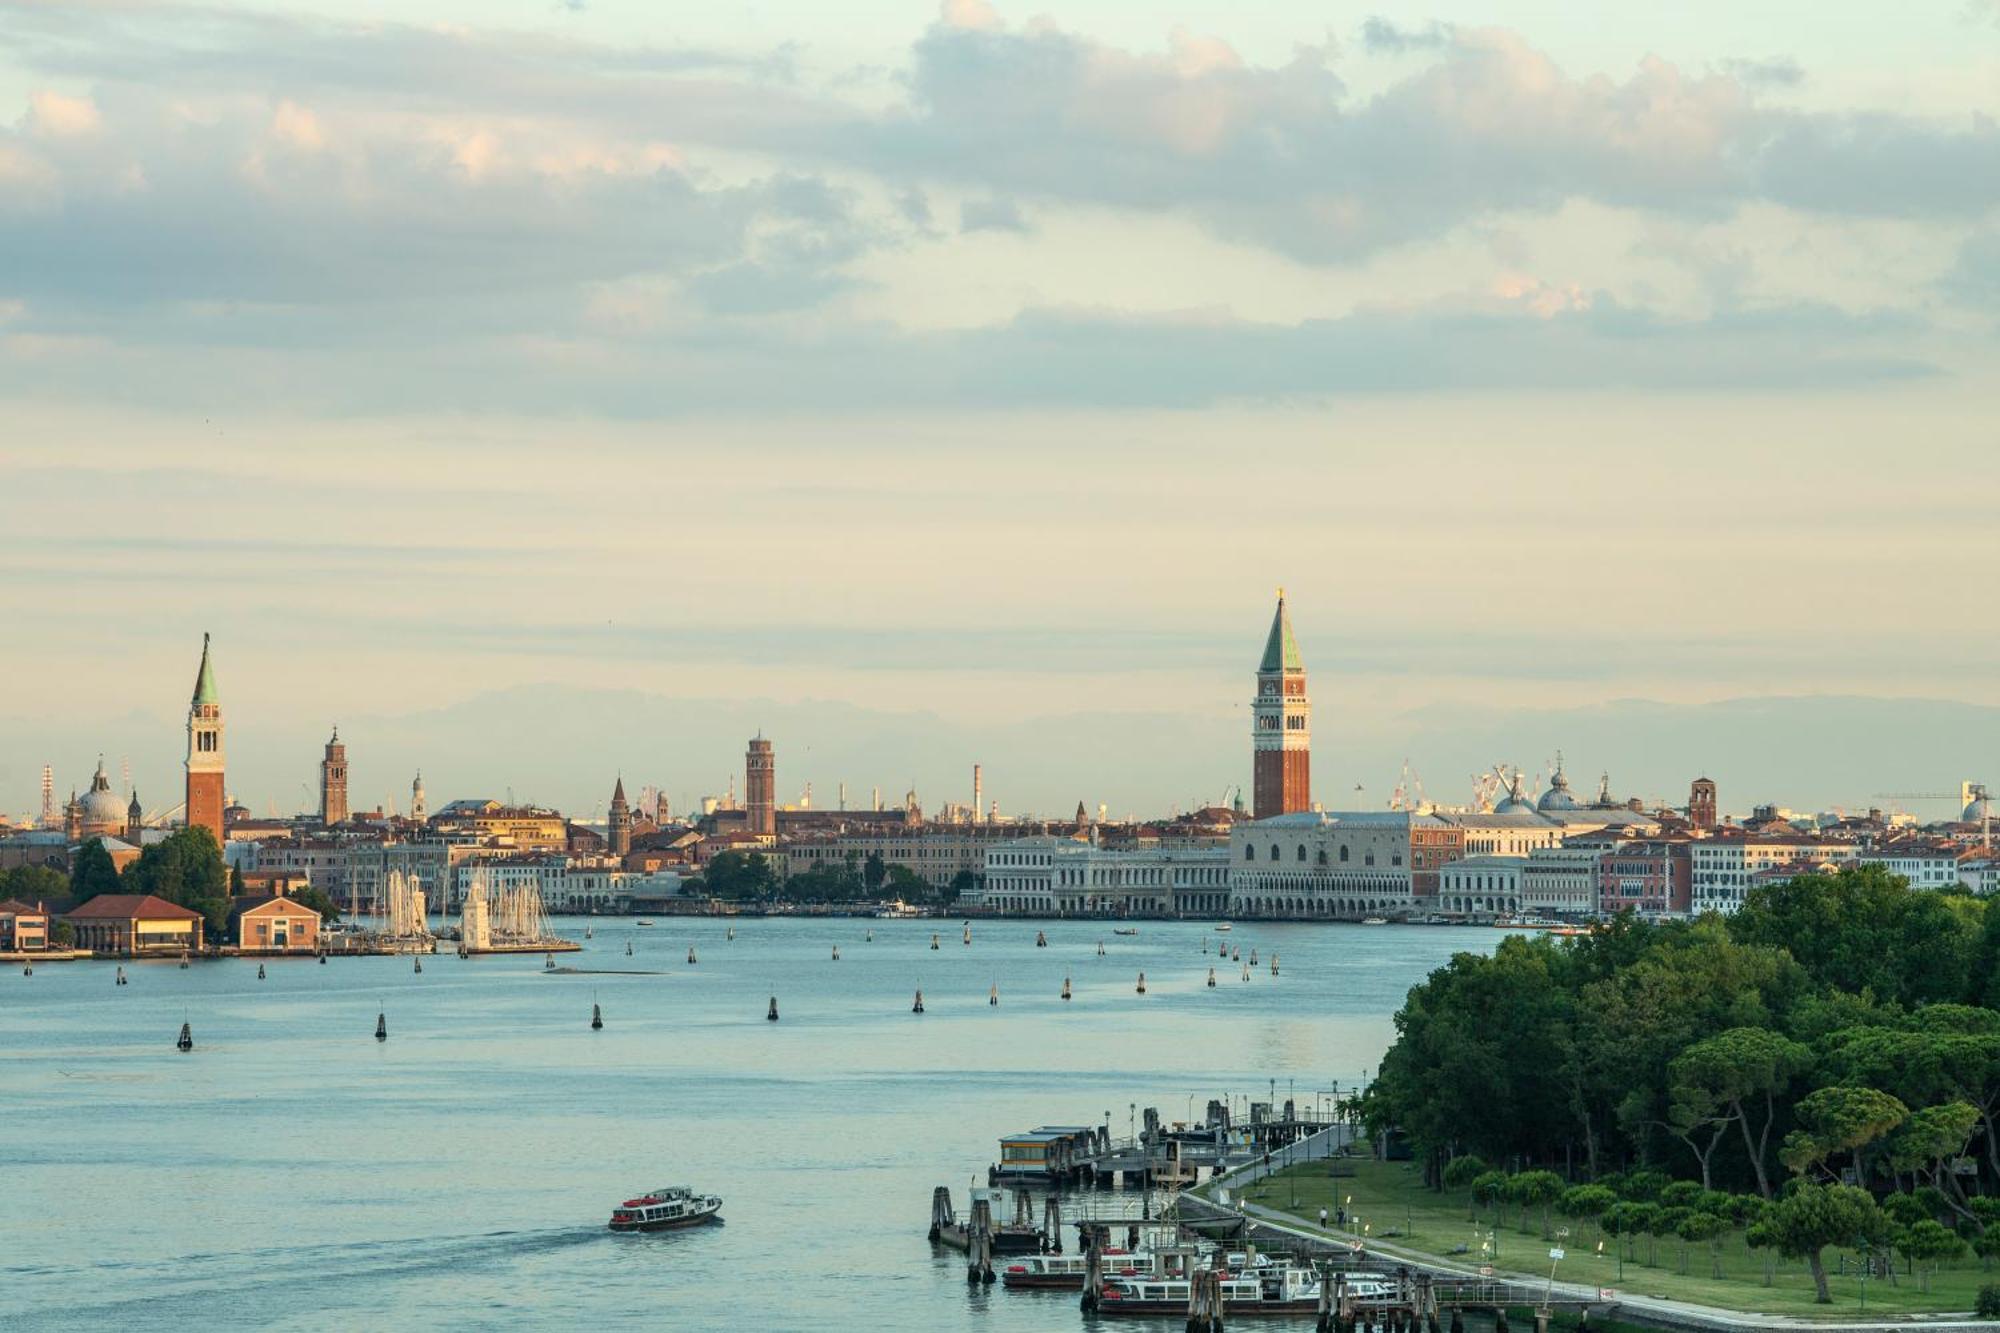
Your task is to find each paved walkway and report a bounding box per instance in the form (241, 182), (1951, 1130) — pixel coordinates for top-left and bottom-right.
(1227, 1200), (1989, 1333)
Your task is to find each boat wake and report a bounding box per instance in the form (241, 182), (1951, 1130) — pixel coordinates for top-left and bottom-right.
(0, 1226), (603, 1325)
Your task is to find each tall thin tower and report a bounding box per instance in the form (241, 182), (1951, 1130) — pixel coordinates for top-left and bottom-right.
(320, 726), (350, 826)
(745, 734), (775, 837)
(1251, 591), (1311, 820)
(185, 632), (226, 845)
(38, 764), (54, 830)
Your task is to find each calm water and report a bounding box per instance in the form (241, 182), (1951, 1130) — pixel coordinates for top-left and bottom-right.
(0, 918), (1499, 1330)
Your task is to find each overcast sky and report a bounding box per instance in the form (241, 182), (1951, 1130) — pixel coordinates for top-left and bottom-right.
(2, 0), (1997, 819)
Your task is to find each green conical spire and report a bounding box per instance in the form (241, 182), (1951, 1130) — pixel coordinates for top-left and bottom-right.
(192, 632), (218, 706)
(1259, 591), (1303, 673)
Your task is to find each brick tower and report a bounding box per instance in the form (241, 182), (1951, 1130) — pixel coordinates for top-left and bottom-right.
(185, 632), (226, 846)
(1688, 776), (1718, 831)
(608, 775), (632, 856)
(746, 734), (775, 837)
(1252, 591), (1311, 820)
(320, 726), (349, 827)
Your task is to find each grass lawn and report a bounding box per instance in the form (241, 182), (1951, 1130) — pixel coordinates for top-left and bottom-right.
(1225, 1157), (1993, 1320)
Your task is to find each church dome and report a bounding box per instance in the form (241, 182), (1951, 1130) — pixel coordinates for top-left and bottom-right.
(77, 762), (127, 833)
(1537, 767), (1580, 813)
(1966, 795), (1993, 823)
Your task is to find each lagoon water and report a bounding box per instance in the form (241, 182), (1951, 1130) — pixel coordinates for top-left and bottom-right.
(1, 918), (1499, 1330)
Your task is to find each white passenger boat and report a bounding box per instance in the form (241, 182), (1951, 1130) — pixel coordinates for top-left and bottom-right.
(1093, 1262), (1391, 1317)
(606, 1185), (722, 1232)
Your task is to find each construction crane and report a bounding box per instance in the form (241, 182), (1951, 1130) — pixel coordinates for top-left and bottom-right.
(1389, 760), (1429, 813)
(1872, 783), (1991, 852)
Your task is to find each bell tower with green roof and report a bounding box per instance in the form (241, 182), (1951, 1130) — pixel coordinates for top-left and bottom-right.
(1252, 591), (1311, 820)
(185, 632), (227, 847)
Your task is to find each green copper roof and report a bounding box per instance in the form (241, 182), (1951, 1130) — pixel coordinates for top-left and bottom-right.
(192, 633), (218, 706)
(1259, 594), (1303, 673)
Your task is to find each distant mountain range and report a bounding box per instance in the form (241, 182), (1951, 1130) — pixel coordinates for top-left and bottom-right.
(4, 688), (1993, 826)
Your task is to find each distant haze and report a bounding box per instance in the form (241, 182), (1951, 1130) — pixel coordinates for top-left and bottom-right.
(5, 687), (1992, 827)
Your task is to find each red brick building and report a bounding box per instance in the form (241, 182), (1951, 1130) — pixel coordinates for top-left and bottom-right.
(1596, 839), (1692, 917)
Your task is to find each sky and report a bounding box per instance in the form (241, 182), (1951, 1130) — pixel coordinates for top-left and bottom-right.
(1, 0), (1997, 821)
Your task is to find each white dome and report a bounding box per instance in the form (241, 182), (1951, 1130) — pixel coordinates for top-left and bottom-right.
(1967, 797), (1993, 823)
(1538, 769), (1580, 812)
(77, 763), (127, 831)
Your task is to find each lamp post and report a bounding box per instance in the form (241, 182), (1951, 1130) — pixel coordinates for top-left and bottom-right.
(1858, 1238), (1870, 1315)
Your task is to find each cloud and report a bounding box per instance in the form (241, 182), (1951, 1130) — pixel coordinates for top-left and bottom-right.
(959, 195), (1029, 233)
(25, 89), (99, 136)
(1719, 57), (1804, 90)
(1360, 18), (1454, 54)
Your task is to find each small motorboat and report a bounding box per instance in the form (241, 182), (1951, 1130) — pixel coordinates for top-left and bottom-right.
(1213, 923), (1232, 932)
(635, 920), (655, 927)
(607, 1185), (723, 1232)
(1112, 927), (1138, 937)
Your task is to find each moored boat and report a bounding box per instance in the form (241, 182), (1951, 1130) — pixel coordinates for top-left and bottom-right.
(1002, 1248), (1157, 1290)
(607, 1185), (723, 1232)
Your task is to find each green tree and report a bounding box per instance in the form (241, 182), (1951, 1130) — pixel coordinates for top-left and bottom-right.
(883, 864), (928, 900)
(120, 826), (230, 940)
(1628, 1203), (1665, 1267)
(1729, 864), (1983, 1007)
(229, 864), (245, 896)
(1885, 1102), (1981, 1207)
(0, 864), (67, 903)
(1600, 1201), (1639, 1263)
(1557, 1184), (1617, 1245)
(1469, 1170), (1509, 1227)
(946, 869), (978, 905)
(1513, 1169), (1565, 1236)
(1765, 1181), (1887, 1303)
(291, 885), (341, 922)
(1443, 1155), (1489, 1219)
(1677, 1210), (1727, 1277)
(862, 852), (886, 892)
(1900, 1218), (1969, 1293)
(70, 838), (121, 902)
(1670, 1026), (1813, 1197)
(1780, 1085), (1908, 1183)
(698, 851), (776, 901)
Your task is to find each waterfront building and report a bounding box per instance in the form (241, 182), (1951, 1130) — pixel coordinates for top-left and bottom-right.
(445, 853), (680, 913)
(428, 800), (567, 851)
(1854, 843), (1971, 891)
(781, 822), (1042, 892)
(319, 728), (349, 827)
(746, 735), (776, 837)
(1519, 844), (1606, 918)
(1251, 593), (1311, 820)
(1689, 833), (1860, 915)
(1436, 854), (1524, 917)
(969, 836), (1231, 916)
(63, 893), (204, 956)
(1597, 839), (1693, 918)
(231, 894), (323, 953)
(607, 777), (632, 857)
(185, 634), (226, 847)
(0, 899), (50, 951)
(1227, 811), (1449, 919)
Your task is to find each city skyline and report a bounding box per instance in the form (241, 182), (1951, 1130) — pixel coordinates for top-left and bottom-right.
(6, 620), (1997, 828)
(3, 0), (1998, 817)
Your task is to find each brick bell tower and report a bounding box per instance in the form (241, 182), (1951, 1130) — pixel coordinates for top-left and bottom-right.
(185, 632), (226, 846)
(1252, 591), (1311, 820)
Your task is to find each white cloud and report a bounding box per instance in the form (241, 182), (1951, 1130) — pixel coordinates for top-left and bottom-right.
(25, 89), (99, 137)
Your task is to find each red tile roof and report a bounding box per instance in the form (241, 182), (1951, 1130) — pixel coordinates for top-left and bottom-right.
(64, 893), (202, 921)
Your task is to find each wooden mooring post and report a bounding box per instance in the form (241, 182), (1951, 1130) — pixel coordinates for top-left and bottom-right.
(928, 1186), (954, 1243)
(965, 1195), (995, 1284)
(1080, 1227), (1105, 1314)
(1185, 1267), (1225, 1333)
(1043, 1194), (1063, 1253)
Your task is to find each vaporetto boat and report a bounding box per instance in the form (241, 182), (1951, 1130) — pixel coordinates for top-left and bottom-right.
(607, 1185), (723, 1232)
